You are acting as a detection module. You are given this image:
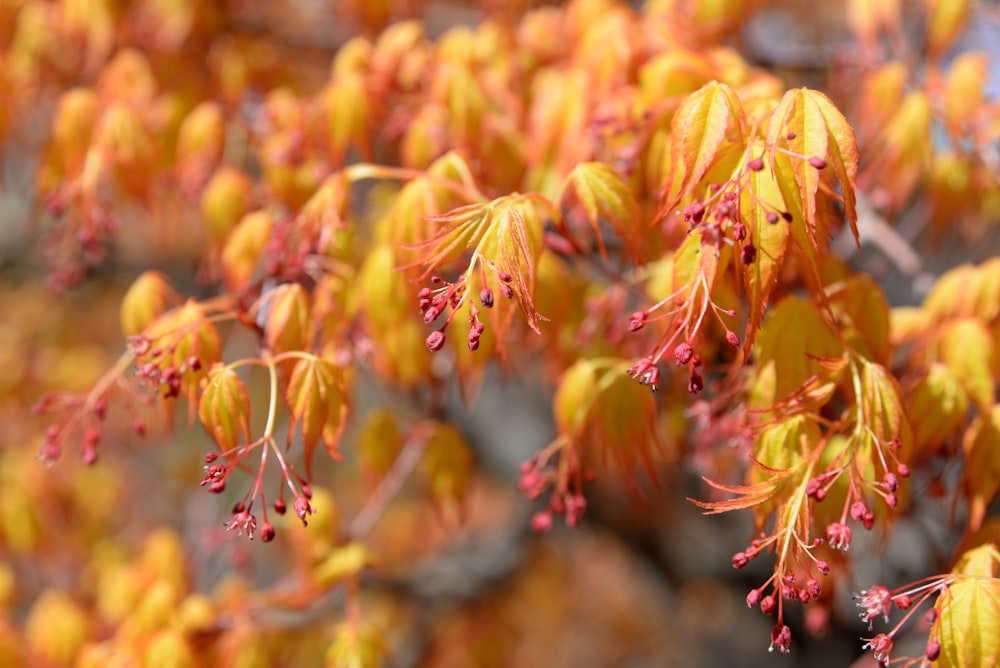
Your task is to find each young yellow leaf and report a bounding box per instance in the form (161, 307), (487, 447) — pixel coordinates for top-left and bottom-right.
(925, 0), (973, 60)
(753, 415), (816, 471)
(753, 297), (845, 405)
(936, 575), (1000, 668)
(672, 228), (723, 294)
(356, 409), (403, 484)
(907, 363), (969, 456)
(953, 544), (1000, 578)
(312, 541), (372, 588)
(198, 365), (251, 453)
(924, 264), (977, 320)
(858, 359), (911, 449)
(325, 622), (384, 668)
(554, 359), (600, 437)
(418, 421), (474, 521)
(828, 276), (891, 366)
(938, 318), (995, 413)
(740, 160), (790, 354)
(558, 162), (644, 261)
(962, 407), (1000, 532)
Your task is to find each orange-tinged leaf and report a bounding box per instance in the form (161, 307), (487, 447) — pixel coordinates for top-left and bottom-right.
(198, 365), (251, 453)
(925, 0), (973, 60)
(808, 90), (860, 243)
(144, 300), (221, 404)
(558, 162), (644, 261)
(409, 202), (493, 277)
(691, 465), (793, 515)
(475, 196), (548, 334)
(908, 363), (969, 456)
(740, 160), (790, 354)
(846, 0), (902, 50)
(221, 210), (274, 291)
(493, 203), (544, 332)
(120, 271), (180, 338)
(285, 356), (346, 477)
(936, 575), (1000, 668)
(938, 318), (995, 413)
(962, 407), (1000, 532)
(767, 88), (829, 250)
(663, 81), (746, 211)
(263, 283), (313, 355)
(944, 53), (987, 137)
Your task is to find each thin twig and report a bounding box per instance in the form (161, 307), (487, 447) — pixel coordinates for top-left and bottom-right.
(348, 434), (429, 540)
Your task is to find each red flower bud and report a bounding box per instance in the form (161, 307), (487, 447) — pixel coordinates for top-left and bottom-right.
(628, 311), (645, 332)
(531, 511), (553, 533)
(688, 372), (703, 394)
(808, 156), (828, 169)
(674, 342), (694, 366)
(260, 523), (276, 543)
(426, 330), (446, 351)
(748, 157), (764, 171)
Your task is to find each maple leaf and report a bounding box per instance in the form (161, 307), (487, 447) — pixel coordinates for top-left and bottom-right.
(766, 88), (859, 278)
(198, 365), (251, 454)
(936, 573), (1000, 668)
(285, 355), (348, 478)
(962, 408), (1000, 532)
(750, 297), (845, 409)
(938, 318), (995, 413)
(660, 81), (747, 215)
(557, 162), (644, 261)
(408, 194), (549, 334)
(690, 460), (795, 515)
(740, 158), (790, 354)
